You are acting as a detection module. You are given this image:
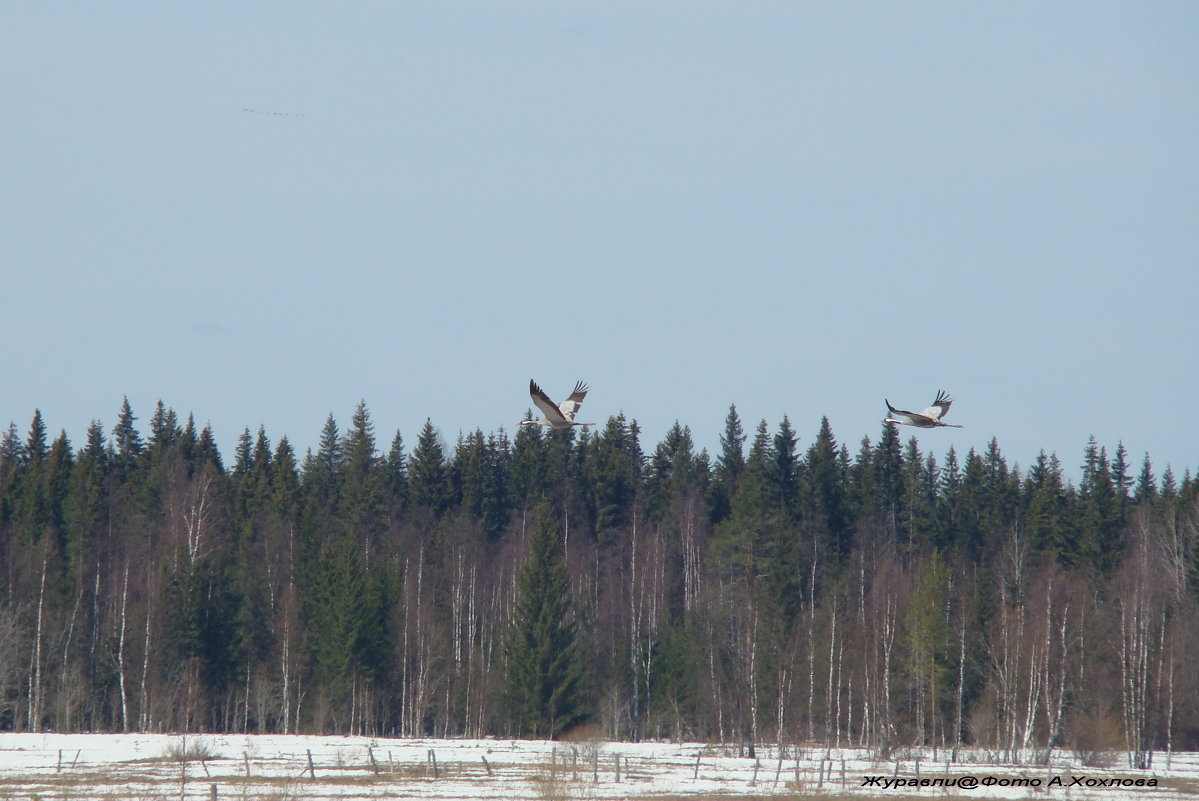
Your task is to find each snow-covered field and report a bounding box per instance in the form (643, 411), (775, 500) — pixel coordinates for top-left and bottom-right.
(1, 733), (1197, 800)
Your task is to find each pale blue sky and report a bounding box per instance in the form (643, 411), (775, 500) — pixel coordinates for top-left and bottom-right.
(4, 3), (1196, 481)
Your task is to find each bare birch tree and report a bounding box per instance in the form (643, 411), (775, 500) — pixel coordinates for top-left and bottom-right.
(1117, 515), (1161, 769)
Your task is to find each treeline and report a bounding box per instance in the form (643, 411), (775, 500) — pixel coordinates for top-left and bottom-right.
(1, 398), (1197, 767)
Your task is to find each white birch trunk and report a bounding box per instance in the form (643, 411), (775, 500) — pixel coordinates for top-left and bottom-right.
(834, 626), (845, 747)
(28, 555), (47, 732)
(747, 609), (758, 755)
(400, 556), (410, 736)
(881, 592), (896, 747)
(825, 599), (837, 747)
(184, 473), (211, 562)
(707, 618), (723, 743)
(629, 513), (640, 740)
(139, 599), (151, 732)
(281, 617), (291, 734)
(954, 618), (966, 756)
(58, 584), (82, 728)
(858, 559), (872, 747)
(117, 563), (130, 732)
(806, 556), (817, 741)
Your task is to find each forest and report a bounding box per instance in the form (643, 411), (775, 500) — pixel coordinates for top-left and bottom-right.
(1, 398), (1196, 770)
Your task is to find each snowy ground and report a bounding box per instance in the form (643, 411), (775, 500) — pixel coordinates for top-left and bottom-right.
(0, 733), (1197, 800)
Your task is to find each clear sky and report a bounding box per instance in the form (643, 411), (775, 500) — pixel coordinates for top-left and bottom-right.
(4, 3), (1197, 482)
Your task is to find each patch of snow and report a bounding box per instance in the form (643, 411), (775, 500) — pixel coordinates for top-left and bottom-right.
(0, 734), (1194, 800)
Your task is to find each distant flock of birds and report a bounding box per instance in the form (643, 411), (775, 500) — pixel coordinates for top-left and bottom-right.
(520, 380), (962, 431)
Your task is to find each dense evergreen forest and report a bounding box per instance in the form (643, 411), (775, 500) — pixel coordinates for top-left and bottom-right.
(1, 398), (1197, 768)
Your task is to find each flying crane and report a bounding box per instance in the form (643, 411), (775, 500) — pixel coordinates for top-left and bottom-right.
(519, 379), (597, 430)
(883, 390), (963, 428)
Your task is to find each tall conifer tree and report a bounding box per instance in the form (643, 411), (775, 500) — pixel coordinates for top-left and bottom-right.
(504, 500), (587, 738)
(712, 404), (747, 523)
(112, 397), (143, 478)
(409, 418), (448, 515)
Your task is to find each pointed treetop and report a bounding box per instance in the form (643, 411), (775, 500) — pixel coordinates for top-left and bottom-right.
(26, 409), (48, 466)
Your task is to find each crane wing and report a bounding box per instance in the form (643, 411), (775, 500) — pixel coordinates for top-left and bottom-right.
(886, 398), (934, 426)
(921, 389), (953, 420)
(529, 379), (567, 424)
(558, 380), (589, 422)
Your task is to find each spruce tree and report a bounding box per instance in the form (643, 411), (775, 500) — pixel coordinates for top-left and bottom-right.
(453, 429), (511, 538)
(315, 415), (344, 480)
(453, 429), (489, 519)
(711, 419), (786, 618)
(251, 427), (274, 490)
(771, 415), (800, 516)
(1, 421), (24, 467)
(195, 424), (223, 471)
(717, 404), (746, 484)
(483, 430), (513, 537)
(804, 416), (849, 556)
(148, 401), (180, 452)
(1110, 442), (1133, 524)
(339, 401), (384, 541)
(112, 397), (144, 478)
(13, 412), (61, 546)
(509, 417), (547, 509)
(1024, 450), (1072, 563)
(180, 414), (198, 468)
(409, 418), (448, 515)
(1161, 465), (1177, 499)
(270, 437), (301, 516)
(1079, 437), (1121, 576)
(385, 430), (409, 511)
(953, 449), (988, 559)
(305, 535), (369, 700)
(589, 413), (640, 538)
(712, 404), (746, 523)
(44, 431), (74, 551)
(63, 421), (108, 577)
(0, 422), (25, 529)
(504, 500), (587, 738)
(1134, 453), (1156, 504)
(898, 439), (938, 550)
(232, 428), (254, 480)
(866, 422), (903, 528)
(301, 415), (345, 527)
(25, 410), (48, 466)
(645, 422), (699, 521)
